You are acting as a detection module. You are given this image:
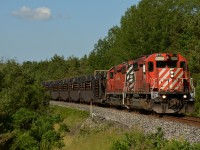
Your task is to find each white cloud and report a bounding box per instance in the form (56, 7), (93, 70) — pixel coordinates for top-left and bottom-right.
(12, 6), (52, 21)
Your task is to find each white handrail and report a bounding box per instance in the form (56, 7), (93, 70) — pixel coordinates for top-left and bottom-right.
(190, 78), (195, 98)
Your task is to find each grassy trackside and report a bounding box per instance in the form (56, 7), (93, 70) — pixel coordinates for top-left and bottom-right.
(51, 105), (124, 150)
(51, 105), (89, 129)
(51, 105), (200, 150)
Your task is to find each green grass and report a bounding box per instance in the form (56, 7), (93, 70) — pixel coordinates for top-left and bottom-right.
(51, 105), (124, 150)
(51, 105), (89, 129)
(66, 127), (123, 150)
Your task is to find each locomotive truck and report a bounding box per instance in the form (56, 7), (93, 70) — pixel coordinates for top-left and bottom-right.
(43, 53), (195, 114)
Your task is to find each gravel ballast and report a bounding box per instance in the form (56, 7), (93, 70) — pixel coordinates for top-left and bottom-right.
(51, 101), (200, 143)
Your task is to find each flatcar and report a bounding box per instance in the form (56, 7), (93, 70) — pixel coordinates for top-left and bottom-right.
(43, 53), (195, 114)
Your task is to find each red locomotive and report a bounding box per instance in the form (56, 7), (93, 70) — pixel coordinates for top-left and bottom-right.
(43, 53), (195, 114)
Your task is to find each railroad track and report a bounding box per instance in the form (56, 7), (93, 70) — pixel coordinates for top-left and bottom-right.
(162, 115), (200, 127)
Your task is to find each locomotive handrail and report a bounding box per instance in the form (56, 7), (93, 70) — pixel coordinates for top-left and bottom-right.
(94, 70), (108, 77)
(190, 78), (195, 98)
(149, 78), (157, 90)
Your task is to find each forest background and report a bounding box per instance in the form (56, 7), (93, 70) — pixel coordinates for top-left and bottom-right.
(0, 0), (200, 149)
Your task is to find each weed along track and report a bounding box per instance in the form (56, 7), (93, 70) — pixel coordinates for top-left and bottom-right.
(50, 101), (200, 143)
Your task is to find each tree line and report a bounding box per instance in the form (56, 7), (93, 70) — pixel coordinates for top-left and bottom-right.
(0, 0), (200, 149)
(87, 0), (200, 114)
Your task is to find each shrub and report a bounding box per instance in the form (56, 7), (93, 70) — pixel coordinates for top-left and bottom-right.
(12, 132), (39, 150)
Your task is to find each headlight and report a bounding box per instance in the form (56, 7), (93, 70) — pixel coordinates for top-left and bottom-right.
(162, 95), (167, 99)
(183, 95), (187, 99)
(170, 71), (174, 78)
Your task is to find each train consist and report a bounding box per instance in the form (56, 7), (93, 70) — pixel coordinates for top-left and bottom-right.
(43, 53), (195, 114)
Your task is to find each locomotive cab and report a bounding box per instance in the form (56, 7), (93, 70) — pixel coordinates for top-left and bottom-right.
(145, 53), (195, 113)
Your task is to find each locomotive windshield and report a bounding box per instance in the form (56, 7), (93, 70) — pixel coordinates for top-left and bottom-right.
(156, 61), (177, 68)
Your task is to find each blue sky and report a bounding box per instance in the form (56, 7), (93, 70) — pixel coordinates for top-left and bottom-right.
(0, 0), (140, 62)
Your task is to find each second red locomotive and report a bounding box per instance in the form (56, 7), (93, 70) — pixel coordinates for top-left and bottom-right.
(43, 53), (195, 114)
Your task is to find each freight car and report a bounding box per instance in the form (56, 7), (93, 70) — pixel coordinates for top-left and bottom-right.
(43, 53), (195, 114)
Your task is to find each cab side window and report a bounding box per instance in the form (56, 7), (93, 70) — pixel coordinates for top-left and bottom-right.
(148, 62), (154, 72)
(180, 61), (187, 71)
(110, 72), (114, 79)
(121, 66), (126, 74)
(133, 63), (138, 71)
